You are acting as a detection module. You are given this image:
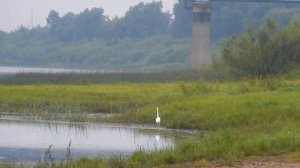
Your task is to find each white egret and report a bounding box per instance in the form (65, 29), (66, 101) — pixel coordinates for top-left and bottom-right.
(156, 107), (161, 125)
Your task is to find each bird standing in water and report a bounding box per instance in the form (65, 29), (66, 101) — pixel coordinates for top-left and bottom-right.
(156, 107), (161, 126)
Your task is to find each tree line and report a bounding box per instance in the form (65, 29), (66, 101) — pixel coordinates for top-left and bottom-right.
(45, 1), (191, 42)
(38, 1), (300, 42)
(0, 1), (299, 71)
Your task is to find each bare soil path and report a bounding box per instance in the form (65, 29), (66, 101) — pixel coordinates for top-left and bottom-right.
(159, 159), (300, 168)
(215, 160), (300, 168)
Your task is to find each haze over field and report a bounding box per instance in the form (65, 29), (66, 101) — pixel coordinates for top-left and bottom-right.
(0, 0), (175, 32)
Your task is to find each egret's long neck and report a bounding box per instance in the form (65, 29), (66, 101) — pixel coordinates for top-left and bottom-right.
(156, 107), (159, 117)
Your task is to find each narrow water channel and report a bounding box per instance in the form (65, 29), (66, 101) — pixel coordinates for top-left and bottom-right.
(0, 66), (97, 74)
(0, 119), (174, 164)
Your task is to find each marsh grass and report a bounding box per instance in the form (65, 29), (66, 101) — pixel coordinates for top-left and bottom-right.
(0, 70), (202, 85)
(0, 77), (300, 167)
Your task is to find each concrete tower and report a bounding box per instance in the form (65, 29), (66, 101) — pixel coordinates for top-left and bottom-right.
(190, 0), (211, 68)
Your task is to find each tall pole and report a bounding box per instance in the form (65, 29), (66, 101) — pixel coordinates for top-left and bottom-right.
(190, 0), (211, 68)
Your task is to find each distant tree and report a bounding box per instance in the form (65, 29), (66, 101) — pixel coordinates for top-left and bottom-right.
(212, 5), (243, 41)
(95, 17), (121, 40)
(25, 26), (49, 41)
(12, 26), (31, 39)
(0, 31), (7, 40)
(48, 8), (105, 41)
(211, 2), (300, 42)
(55, 12), (76, 41)
(74, 8), (105, 40)
(119, 2), (171, 38)
(46, 10), (60, 36)
(171, 0), (192, 38)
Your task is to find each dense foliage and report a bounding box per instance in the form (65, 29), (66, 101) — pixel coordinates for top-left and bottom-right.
(46, 2), (171, 41)
(221, 20), (300, 78)
(0, 35), (190, 70)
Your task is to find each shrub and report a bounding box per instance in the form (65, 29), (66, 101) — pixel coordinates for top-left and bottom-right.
(221, 19), (300, 78)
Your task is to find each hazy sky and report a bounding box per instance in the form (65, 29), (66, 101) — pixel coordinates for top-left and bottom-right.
(0, 0), (176, 32)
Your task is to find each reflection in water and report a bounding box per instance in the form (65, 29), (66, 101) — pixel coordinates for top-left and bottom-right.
(155, 135), (160, 141)
(0, 119), (174, 163)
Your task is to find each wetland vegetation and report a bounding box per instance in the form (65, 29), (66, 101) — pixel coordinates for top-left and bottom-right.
(0, 72), (299, 167)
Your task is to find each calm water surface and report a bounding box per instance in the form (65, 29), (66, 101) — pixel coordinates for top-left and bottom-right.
(0, 119), (174, 163)
(0, 66), (101, 74)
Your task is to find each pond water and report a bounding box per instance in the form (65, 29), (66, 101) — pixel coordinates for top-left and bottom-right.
(0, 119), (174, 164)
(0, 66), (102, 74)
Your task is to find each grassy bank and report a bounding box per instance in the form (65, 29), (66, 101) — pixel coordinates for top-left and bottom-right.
(0, 77), (300, 167)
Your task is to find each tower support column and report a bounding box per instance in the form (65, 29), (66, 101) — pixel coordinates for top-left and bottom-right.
(190, 0), (211, 68)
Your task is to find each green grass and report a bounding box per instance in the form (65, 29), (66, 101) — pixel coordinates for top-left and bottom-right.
(0, 77), (300, 167)
(0, 83), (180, 116)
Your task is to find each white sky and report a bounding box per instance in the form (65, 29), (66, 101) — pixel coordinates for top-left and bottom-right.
(0, 0), (177, 32)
